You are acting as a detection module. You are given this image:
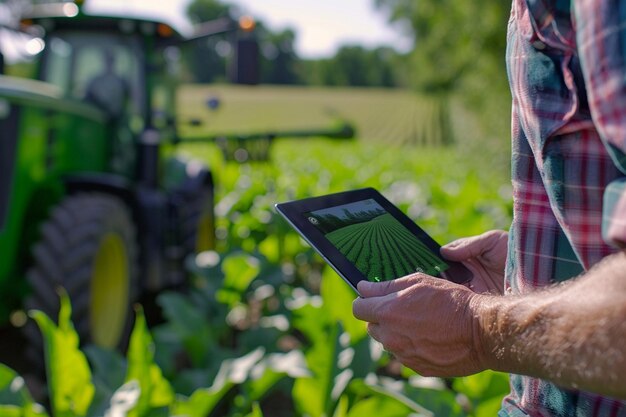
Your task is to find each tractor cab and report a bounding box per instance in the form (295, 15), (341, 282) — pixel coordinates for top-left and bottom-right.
(21, 5), (190, 177)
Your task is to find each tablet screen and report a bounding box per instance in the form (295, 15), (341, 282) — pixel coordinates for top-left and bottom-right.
(306, 198), (450, 282)
(276, 187), (473, 291)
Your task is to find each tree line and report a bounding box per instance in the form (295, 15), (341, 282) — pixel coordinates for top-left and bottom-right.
(310, 207), (386, 234)
(185, 0), (406, 88)
(187, 0), (511, 96)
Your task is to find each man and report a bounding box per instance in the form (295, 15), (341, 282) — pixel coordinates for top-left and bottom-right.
(353, 0), (626, 414)
(84, 48), (129, 120)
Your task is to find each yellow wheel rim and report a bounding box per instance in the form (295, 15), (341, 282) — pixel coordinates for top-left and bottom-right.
(91, 233), (129, 348)
(196, 212), (215, 252)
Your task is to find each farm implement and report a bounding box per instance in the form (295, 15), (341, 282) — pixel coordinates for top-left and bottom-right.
(184, 121), (355, 162)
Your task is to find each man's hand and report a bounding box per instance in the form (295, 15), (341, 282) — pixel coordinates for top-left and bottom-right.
(441, 230), (508, 295)
(352, 275), (489, 377)
(352, 252), (626, 398)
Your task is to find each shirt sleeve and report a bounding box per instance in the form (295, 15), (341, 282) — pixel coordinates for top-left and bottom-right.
(574, 0), (626, 249)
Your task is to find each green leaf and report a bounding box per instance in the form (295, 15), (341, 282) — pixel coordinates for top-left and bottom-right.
(401, 383), (463, 417)
(474, 395), (505, 417)
(84, 345), (127, 415)
(321, 266), (367, 343)
(171, 348), (265, 417)
(345, 396), (413, 417)
(349, 375), (463, 417)
(290, 302), (349, 417)
(101, 380), (141, 417)
(241, 350), (311, 405)
(452, 371), (508, 416)
(0, 364), (27, 406)
(293, 323), (348, 417)
(30, 292), (94, 417)
(171, 385), (231, 417)
(0, 364), (15, 390)
(0, 364), (49, 417)
(156, 292), (216, 367)
(0, 405), (21, 417)
(245, 402), (264, 417)
(258, 234), (280, 263)
(84, 346), (126, 392)
(216, 252), (261, 307)
(0, 404), (48, 417)
(348, 337), (377, 380)
(290, 302), (329, 346)
(452, 371), (509, 402)
(240, 370), (284, 407)
(125, 307), (174, 417)
(332, 395), (349, 417)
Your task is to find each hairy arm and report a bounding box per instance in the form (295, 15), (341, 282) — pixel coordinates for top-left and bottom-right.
(475, 251), (626, 399)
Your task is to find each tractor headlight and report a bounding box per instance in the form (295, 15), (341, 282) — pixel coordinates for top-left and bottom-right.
(25, 38), (45, 56)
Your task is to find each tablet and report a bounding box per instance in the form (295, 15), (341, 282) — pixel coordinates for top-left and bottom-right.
(275, 188), (473, 294)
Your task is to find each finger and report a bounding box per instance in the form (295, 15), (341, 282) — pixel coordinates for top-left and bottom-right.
(366, 322), (383, 343)
(441, 230), (504, 261)
(440, 236), (484, 261)
(441, 237), (465, 249)
(357, 275), (422, 298)
(352, 296), (385, 323)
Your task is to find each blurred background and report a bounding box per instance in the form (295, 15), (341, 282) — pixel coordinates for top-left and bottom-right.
(0, 0), (514, 416)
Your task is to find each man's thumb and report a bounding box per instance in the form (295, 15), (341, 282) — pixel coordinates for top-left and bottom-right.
(357, 275), (422, 298)
(441, 236), (481, 261)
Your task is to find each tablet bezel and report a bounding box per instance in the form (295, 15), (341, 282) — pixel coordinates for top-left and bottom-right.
(275, 187), (473, 294)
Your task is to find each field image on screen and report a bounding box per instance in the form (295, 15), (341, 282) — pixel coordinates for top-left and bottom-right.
(306, 199), (449, 282)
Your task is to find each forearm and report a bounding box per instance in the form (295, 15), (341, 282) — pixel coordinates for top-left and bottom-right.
(474, 251), (626, 399)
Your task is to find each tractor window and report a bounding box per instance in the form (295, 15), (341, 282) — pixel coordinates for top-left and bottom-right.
(41, 32), (142, 118)
(150, 50), (177, 132)
(44, 37), (73, 92)
(76, 46), (135, 119)
(74, 46), (134, 100)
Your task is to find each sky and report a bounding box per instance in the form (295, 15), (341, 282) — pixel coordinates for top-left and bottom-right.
(85, 0), (413, 59)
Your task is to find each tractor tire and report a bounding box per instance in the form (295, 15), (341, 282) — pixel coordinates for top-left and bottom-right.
(23, 193), (138, 368)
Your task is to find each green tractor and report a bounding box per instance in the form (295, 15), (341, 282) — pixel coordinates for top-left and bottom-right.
(0, 1), (260, 355)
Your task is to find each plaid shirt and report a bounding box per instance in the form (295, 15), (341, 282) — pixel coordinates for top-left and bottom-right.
(503, 0), (626, 415)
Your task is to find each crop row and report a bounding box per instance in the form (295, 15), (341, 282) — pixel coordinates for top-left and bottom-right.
(326, 214), (446, 281)
(377, 215), (444, 273)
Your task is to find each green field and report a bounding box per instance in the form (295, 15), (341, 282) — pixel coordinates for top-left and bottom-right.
(3, 85), (514, 417)
(177, 85), (514, 416)
(175, 86), (512, 415)
(326, 213), (447, 281)
(178, 84), (496, 147)
(176, 86), (512, 253)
